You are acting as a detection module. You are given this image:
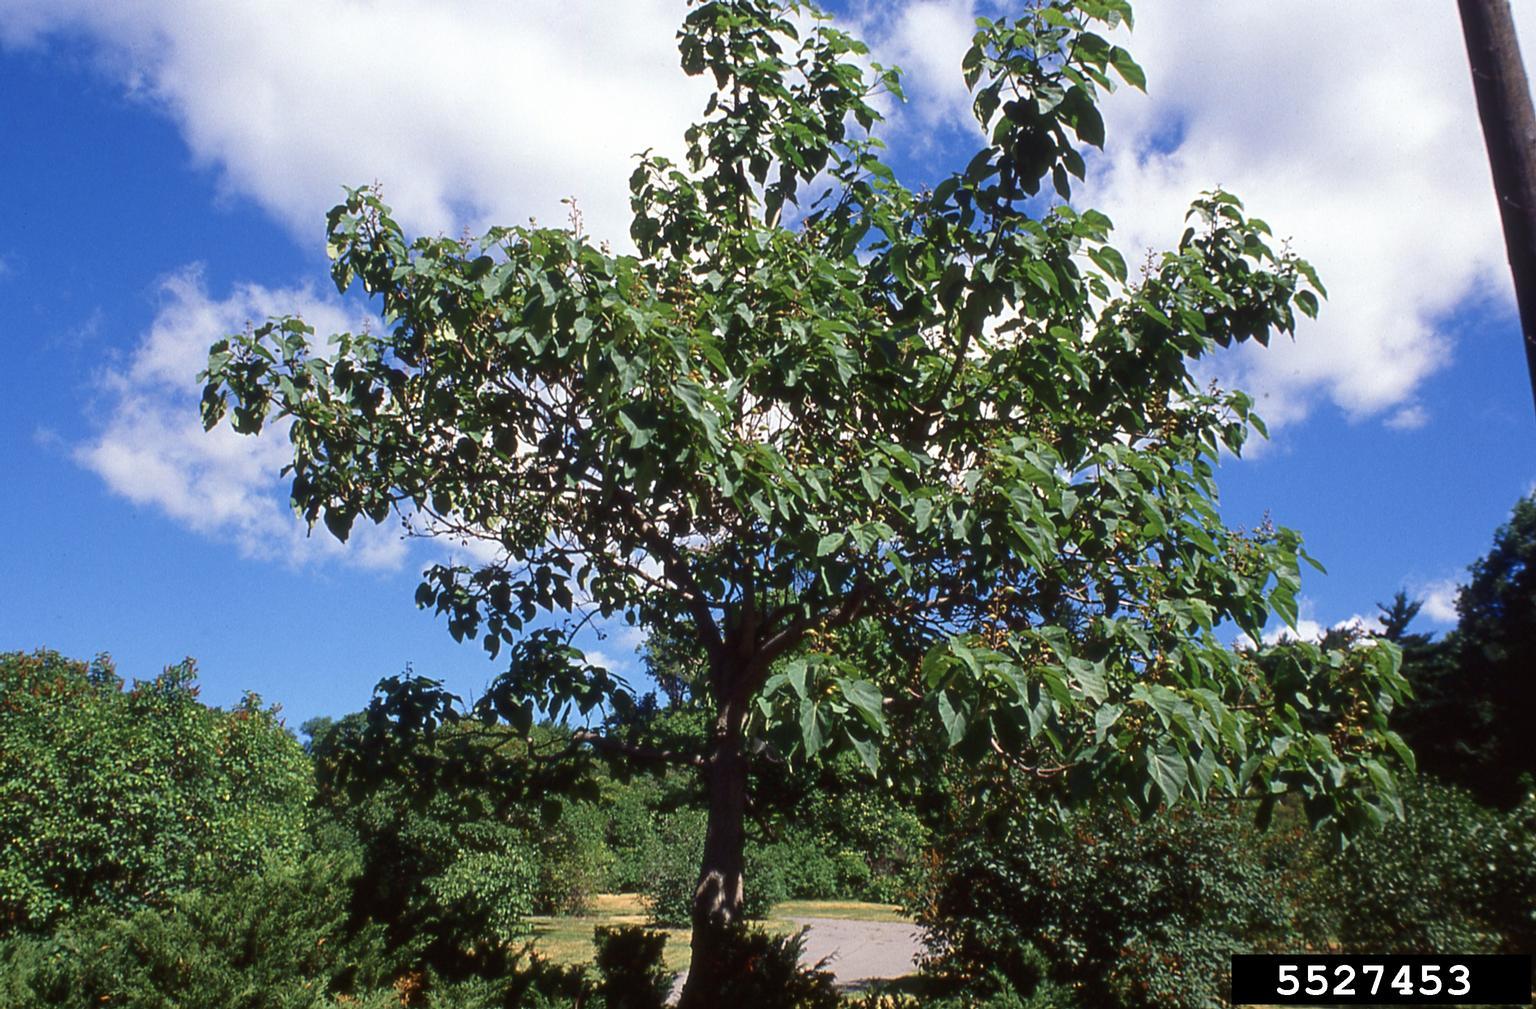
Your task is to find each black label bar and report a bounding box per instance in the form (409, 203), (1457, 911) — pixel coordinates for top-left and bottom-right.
(1230, 954), (1531, 1005)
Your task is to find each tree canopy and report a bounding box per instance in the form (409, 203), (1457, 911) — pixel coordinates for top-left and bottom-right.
(202, 0), (1410, 999)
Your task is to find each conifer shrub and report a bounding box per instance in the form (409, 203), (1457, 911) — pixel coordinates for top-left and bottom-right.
(593, 925), (671, 1009)
(706, 926), (840, 1009)
(0, 827), (396, 1009)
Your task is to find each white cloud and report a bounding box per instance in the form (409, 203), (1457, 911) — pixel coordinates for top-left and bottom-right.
(1261, 617), (1325, 647)
(1384, 404), (1430, 431)
(0, 0), (707, 246)
(74, 267), (408, 570)
(852, 0), (979, 135)
(1415, 578), (1462, 626)
(1261, 612), (1380, 647)
(1083, 2), (1529, 429)
(582, 650), (623, 674)
(1254, 595), (1381, 647)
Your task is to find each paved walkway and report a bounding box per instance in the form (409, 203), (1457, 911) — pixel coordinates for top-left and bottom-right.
(788, 916), (925, 989)
(668, 916), (924, 1000)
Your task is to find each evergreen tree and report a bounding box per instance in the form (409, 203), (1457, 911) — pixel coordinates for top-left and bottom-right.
(1391, 496), (1536, 807)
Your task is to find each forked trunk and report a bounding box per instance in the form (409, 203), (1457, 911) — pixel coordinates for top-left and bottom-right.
(676, 709), (749, 1007)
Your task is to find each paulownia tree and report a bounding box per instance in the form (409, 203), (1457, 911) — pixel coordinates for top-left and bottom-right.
(203, 0), (1411, 1000)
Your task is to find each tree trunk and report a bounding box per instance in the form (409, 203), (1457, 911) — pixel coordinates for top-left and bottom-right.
(676, 705), (749, 1008)
(1458, 0), (1536, 415)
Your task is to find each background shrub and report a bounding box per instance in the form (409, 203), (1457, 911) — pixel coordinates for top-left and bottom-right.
(0, 650), (312, 935)
(535, 800), (616, 915)
(602, 778), (667, 892)
(1307, 778), (1536, 955)
(640, 809), (707, 927)
(816, 789), (928, 904)
(918, 794), (1296, 1009)
(749, 827), (840, 904)
(640, 813), (853, 924)
(752, 750), (930, 906)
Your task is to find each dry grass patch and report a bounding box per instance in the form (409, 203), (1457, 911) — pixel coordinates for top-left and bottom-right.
(525, 892), (689, 972)
(772, 900), (907, 923)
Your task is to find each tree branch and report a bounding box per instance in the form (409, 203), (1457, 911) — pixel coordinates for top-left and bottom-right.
(610, 485), (724, 664)
(732, 576), (879, 711)
(568, 729), (705, 767)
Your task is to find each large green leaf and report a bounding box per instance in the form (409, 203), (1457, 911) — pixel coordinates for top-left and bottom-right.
(838, 678), (887, 734)
(1145, 744), (1189, 806)
(937, 691), (967, 748)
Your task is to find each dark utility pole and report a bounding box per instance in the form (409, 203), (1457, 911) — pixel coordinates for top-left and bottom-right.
(1458, 0), (1536, 416)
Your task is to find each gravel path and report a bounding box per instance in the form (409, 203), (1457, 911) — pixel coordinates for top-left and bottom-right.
(668, 916), (924, 1000)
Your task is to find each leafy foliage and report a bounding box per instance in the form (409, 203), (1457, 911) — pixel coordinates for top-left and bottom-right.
(199, 1), (1411, 996)
(1305, 778), (1536, 957)
(202, 0), (1404, 832)
(306, 715), (582, 975)
(1235, 636), (1416, 835)
(916, 792), (1297, 1009)
(0, 650), (312, 936)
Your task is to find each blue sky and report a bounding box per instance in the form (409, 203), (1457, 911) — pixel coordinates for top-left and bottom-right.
(2, 0), (1533, 729)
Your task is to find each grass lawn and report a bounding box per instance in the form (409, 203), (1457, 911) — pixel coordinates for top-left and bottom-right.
(525, 893), (689, 973)
(771, 899), (905, 923)
(525, 893), (909, 973)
